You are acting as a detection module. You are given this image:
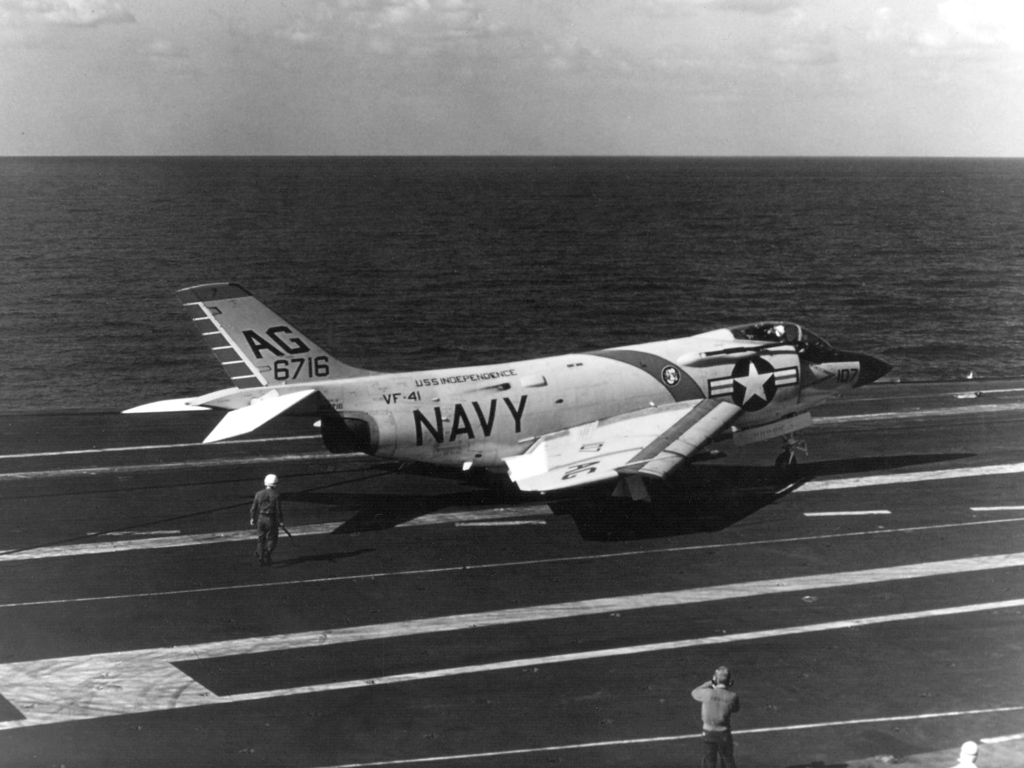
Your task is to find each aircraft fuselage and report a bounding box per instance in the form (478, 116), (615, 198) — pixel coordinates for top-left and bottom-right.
(127, 285), (891, 497)
(285, 330), (871, 468)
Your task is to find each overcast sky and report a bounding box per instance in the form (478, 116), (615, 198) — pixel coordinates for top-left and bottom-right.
(1, 0), (1022, 156)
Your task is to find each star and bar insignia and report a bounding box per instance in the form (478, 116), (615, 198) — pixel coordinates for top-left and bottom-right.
(708, 357), (798, 411)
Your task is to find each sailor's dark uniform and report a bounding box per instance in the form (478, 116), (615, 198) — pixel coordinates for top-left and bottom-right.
(250, 487), (282, 565)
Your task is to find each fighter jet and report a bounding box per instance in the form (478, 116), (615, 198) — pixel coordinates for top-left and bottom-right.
(126, 283), (891, 501)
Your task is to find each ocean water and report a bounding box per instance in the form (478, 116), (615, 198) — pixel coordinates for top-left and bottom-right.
(2, 157), (1024, 414)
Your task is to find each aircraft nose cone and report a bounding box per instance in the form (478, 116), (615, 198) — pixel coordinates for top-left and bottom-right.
(853, 353), (892, 386)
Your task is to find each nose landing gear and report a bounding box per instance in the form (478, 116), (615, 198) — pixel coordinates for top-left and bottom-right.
(775, 434), (808, 468)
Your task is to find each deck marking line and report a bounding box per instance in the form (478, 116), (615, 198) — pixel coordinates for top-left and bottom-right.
(8, 513), (1024, 608)
(0, 507), (552, 561)
(815, 401), (1024, 425)
(972, 506), (1024, 511)
(9, 455), (1024, 495)
(399, 508), (551, 527)
(804, 511), (890, 517)
(0, 452), (336, 481)
(3, 513), (1024, 582)
(453, 521), (547, 527)
(1, 555), (1023, 730)
(6, 596), (1017, 733)
(0, 434), (322, 460)
(323, 705), (1024, 767)
(982, 732), (1024, 744)
(797, 461), (1024, 492)
(223, 597), (1024, 702)
(0, 523), (344, 560)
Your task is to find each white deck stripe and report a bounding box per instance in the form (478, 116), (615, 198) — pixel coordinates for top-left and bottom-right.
(804, 510), (890, 516)
(144, 600), (1024, 707)
(0, 506), (553, 562)
(409, 508), (548, 526)
(454, 520), (547, 526)
(324, 706), (1024, 767)
(4, 516), (1023, 609)
(982, 732), (1024, 744)
(796, 461), (1024, 492)
(1, 555), (1022, 730)
(815, 401), (1024, 424)
(3, 511), (1023, 571)
(0, 434), (321, 460)
(0, 523), (341, 560)
(0, 452), (336, 481)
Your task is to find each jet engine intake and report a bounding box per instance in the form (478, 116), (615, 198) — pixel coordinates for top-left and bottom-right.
(320, 413), (375, 454)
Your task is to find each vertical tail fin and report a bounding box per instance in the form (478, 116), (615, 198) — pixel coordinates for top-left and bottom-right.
(178, 283), (374, 388)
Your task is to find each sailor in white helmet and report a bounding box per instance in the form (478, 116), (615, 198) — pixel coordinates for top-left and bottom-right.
(950, 741), (979, 767)
(249, 473), (284, 566)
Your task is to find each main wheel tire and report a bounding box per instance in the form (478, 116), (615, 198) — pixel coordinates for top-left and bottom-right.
(775, 451), (797, 467)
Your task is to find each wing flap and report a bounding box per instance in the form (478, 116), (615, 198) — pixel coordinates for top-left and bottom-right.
(505, 399), (742, 497)
(505, 399), (714, 494)
(620, 399), (742, 481)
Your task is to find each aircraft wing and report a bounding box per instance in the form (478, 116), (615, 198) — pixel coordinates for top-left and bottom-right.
(505, 399), (742, 500)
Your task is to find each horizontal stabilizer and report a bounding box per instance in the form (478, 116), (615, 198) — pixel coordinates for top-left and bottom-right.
(122, 388), (242, 414)
(123, 398), (212, 414)
(203, 389), (317, 443)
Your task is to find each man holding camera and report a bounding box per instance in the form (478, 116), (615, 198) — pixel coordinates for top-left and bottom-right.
(691, 666), (741, 767)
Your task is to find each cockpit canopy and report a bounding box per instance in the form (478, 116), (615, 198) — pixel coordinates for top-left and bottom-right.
(728, 321), (838, 364)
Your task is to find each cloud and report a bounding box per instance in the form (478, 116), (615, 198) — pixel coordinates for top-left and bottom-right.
(769, 40), (837, 66)
(870, 1), (1024, 60)
(1, 0), (135, 26)
(144, 39), (187, 59)
(278, 0), (491, 50)
(276, 2), (337, 45)
(931, 0), (1024, 51)
(866, 6), (896, 44)
(710, 0), (801, 15)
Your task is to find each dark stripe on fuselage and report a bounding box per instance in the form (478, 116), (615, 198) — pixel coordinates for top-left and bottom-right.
(587, 350), (704, 401)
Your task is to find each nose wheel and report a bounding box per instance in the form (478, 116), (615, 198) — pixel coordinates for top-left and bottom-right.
(775, 434), (808, 467)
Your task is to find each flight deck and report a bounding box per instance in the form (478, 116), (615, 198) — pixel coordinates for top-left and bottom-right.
(1, 381), (1023, 767)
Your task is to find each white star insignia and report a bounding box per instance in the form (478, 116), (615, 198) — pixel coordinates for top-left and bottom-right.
(735, 369), (773, 405)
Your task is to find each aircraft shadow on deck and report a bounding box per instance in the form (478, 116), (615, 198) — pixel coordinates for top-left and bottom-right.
(293, 488), (518, 532)
(272, 548), (376, 568)
(283, 452), (972, 542)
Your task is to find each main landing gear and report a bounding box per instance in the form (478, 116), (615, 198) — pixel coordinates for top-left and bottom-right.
(775, 434), (808, 468)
